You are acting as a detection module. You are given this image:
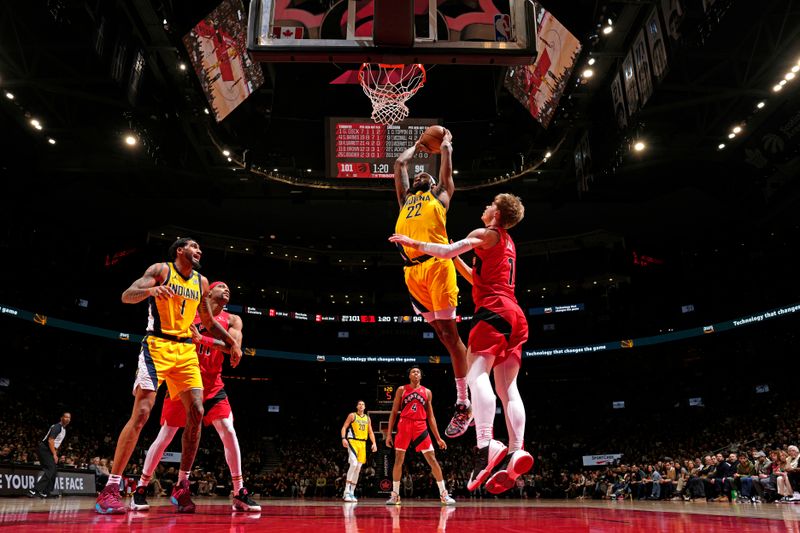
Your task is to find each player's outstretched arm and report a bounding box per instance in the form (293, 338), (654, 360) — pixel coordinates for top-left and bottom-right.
(436, 130), (454, 207)
(121, 263), (170, 304)
(394, 142), (418, 208)
(389, 227), (498, 259)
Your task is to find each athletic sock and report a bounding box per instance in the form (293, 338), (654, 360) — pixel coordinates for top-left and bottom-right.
(455, 378), (469, 405)
(178, 470), (190, 484)
(437, 480), (447, 494)
(138, 473), (152, 487)
(393, 481), (401, 494)
(232, 474), (243, 493)
(106, 474), (122, 487)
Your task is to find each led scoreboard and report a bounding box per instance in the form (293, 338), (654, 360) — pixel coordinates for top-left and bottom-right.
(326, 117), (440, 179)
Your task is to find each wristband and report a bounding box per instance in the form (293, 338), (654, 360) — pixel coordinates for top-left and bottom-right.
(198, 335), (216, 348)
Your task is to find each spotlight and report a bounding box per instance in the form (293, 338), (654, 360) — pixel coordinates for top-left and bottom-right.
(728, 133), (736, 139)
(773, 84), (783, 92)
(47, 138), (56, 145)
(602, 25), (613, 35)
(124, 134), (137, 146)
(779, 80), (787, 86)
(633, 141), (646, 152)
(179, 63), (187, 71)
(588, 57), (596, 66)
(222, 149), (230, 156)
(30, 119), (42, 130)
(718, 143), (725, 150)
(732, 126), (742, 134)
(227, 157), (232, 162)
(793, 66), (800, 73)
(204, 108), (210, 115)
(453, 170), (459, 175)
(582, 68), (594, 78)
(757, 101), (765, 109)
(306, 168), (312, 172)
(786, 72), (796, 80)
(545, 151), (552, 158)
(4, 91), (13, 100)
(273, 168), (278, 172)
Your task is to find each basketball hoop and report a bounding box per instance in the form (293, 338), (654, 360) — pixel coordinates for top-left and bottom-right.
(358, 63), (426, 125)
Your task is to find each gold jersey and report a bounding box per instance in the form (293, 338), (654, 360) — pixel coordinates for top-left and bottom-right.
(395, 190), (448, 262)
(146, 262), (202, 338)
(347, 412), (370, 440)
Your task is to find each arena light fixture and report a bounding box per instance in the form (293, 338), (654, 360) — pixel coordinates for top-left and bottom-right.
(633, 141), (646, 152)
(306, 168), (312, 172)
(227, 157), (232, 162)
(773, 84), (783, 92)
(718, 143), (726, 150)
(47, 138), (56, 145)
(204, 108), (210, 115)
(732, 126), (742, 134)
(793, 65), (800, 73)
(602, 25), (613, 35)
(727, 133), (736, 139)
(222, 149), (230, 156)
(757, 101), (765, 109)
(124, 134), (138, 146)
(786, 72), (796, 80)
(453, 169), (459, 175)
(582, 69), (594, 78)
(30, 118), (42, 130)
(588, 57), (596, 66)
(4, 91), (13, 100)
(179, 63), (187, 71)
(779, 79), (787, 86)
(545, 151), (552, 158)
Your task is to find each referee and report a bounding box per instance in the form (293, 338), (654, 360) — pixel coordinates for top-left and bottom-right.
(28, 412), (71, 498)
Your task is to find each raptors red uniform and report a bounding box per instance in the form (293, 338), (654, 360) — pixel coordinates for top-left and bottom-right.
(160, 311), (233, 427)
(394, 385), (433, 452)
(468, 226), (529, 364)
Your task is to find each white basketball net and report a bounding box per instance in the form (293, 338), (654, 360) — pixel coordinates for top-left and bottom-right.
(358, 63), (426, 125)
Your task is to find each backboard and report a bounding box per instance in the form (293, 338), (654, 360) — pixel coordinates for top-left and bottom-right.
(247, 0), (538, 65)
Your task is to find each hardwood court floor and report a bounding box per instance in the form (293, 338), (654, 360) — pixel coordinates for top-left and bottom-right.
(2, 496), (800, 532)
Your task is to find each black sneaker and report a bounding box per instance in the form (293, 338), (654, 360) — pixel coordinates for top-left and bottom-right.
(129, 485), (150, 511)
(232, 487), (262, 512)
(26, 489), (36, 498)
(445, 403), (474, 438)
(485, 450), (534, 495)
(466, 439), (507, 491)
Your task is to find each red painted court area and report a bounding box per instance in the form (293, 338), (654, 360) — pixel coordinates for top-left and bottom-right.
(2, 499), (800, 532)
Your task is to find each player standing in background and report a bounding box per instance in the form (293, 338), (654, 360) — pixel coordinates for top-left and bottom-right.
(132, 281), (260, 512)
(340, 400), (378, 502)
(384, 367), (455, 505)
(393, 128), (474, 439)
(390, 193), (533, 494)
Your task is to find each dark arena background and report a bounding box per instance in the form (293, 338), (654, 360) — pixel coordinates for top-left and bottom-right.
(2, 0), (800, 531)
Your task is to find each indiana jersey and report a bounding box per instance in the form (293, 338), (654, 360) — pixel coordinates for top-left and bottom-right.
(146, 262), (202, 338)
(395, 190), (448, 262)
(192, 311), (230, 395)
(347, 413), (370, 440)
(473, 227), (517, 306)
(400, 385), (428, 420)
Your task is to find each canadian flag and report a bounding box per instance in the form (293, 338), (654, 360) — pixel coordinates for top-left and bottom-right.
(271, 26), (303, 39)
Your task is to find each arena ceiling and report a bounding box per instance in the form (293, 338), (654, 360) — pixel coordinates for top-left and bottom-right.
(2, 0), (799, 250)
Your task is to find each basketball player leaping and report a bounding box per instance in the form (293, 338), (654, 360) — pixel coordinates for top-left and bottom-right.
(131, 281), (260, 512)
(394, 129), (473, 439)
(340, 400), (378, 502)
(95, 238), (241, 515)
(384, 367), (455, 505)
(390, 193), (533, 495)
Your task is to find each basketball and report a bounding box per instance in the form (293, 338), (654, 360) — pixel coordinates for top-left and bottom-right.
(419, 125), (446, 152)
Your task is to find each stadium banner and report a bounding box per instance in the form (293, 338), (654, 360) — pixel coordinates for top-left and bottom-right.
(622, 50), (640, 116)
(611, 73), (627, 129)
(645, 7), (668, 83)
(582, 454), (623, 466)
(0, 465), (95, 496)
(633, 29), (654, 106)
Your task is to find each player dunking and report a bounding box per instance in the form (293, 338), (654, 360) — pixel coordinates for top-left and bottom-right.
(95, 238), (241, 514)
(390, 193), (533, 494)
(394, 129), (473, 439)
(131, 281), (260, 512)
(340, 400), (378, 502)
(384, 367), (455, 505)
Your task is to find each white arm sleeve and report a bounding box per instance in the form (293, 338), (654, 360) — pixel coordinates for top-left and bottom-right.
(417, 238), (474, 259)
